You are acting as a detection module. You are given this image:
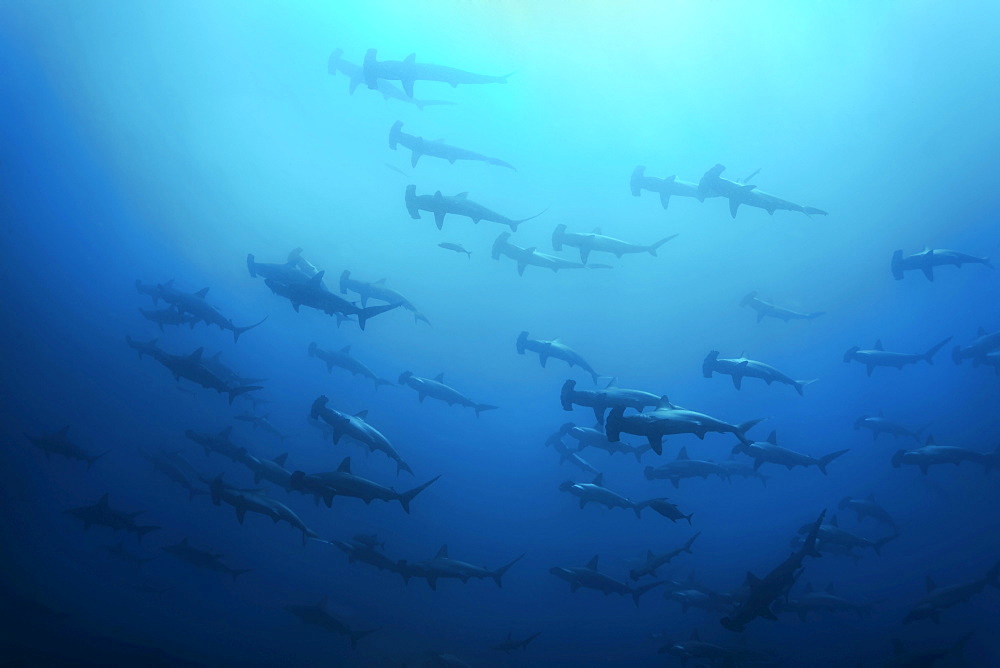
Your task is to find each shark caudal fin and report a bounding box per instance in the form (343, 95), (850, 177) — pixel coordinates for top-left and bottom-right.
(923, 337), (953, 364)
(231, 568), (253, 582)
(735, 418), (767, 444)
(648, 234), (679, 256)
(891, 250), (905, 280)
(349, 627), (378, 650)
(629, 166), (645, 197)
(509, 208), (547, 232)
(475, 403), (499, 417)
(817, 449), (849, 475)
(233, 317), (267, 343)
(398, 475), (441, 514)
(228, 386), (263, 405)
(395, 458), (414, 476)
(794, 379), (819, 397)
(86, 450), (111, 470)
(135, 525), (161, 543)
(551, 224), (566, 251)
(803, 207), (827, 216)
(492, 553), (525, 588)
(631, 581), (666, 607)
(357, 303), (399, 331)
(404, 185), (421, 219)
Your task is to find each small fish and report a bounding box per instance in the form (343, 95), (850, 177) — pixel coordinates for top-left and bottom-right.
(438, 242), (471, 258)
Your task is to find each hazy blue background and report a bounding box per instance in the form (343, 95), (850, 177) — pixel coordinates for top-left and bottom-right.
(2, 1), (999, 665)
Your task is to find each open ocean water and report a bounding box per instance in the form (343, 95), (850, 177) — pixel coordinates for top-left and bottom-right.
(2, 1), (1000, 666)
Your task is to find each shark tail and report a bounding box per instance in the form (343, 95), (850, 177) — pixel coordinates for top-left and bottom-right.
(349, 627), (378, 650)
(357, 303), (399, 331)
(803, 207), (828, 216)
(228, 385), (263, 405)
(233, 316), (267, 343)
(873, 533), (899, 556)
(923, 337), (953, 364)
(87, 450), (111, 469)
(794, 379), (819, 397)
(817, 449), (849, 475)
(735, 418), (767, 444)
(136, 525), (161, 543)
(399, 475), (441, 514)
(648, 234), (679, 256)
(492, 553), (525, 587)
(631, 581), (665, 607)
(683, 532), (700, 553)
(509, 207), (547, 232)
(231, 568), (253, 582)
(475, 403), (499, 417)
(374, 378), (395, 390)
(414, 311), (431, 326)
(396, 458), (414, 476)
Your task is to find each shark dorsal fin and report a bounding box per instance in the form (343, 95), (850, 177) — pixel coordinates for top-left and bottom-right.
(337, 457), (351, 473)
(867, 493), (876, 502)
(586, 555), (599, 570)
(434, 190), (443, 199)
(180, 537), (188, 546)
(189, 347), (204, 361)
(434, 372), (445, 382)
(925, 576), (937, 592)
(375, 278), (386, 285)
(308, 271), (325, 287)
(339, 345), (351, 355)
(978, 326), (988, 336)
(803, 582), (814, 594)
(404, 53), (415, 63)
(435, 544), (448, 558)
(690, 629), (700, 641)
(355, 409), (369, 419)
(647, 549), (655, 560)
(593, 473), (604, 486)
(455, 191), (468, 199)
(873, 339), (884, 351)
(220, 426), (233, 438)
(605, 377), (618, 389)
(657, 395), (674, 410)
(676, 447), (689, 460)
(830, 515), (839, 526)
(826, 583), (835, 593)
(591, 227), (602, 234)
(209, 351), (222, 362)
(766, 431), (777, 445)
(273, 453), (289, 467)
(57, 425), (70, 437)
(926, 435), (935, 446)
(98, 493), (109, 506)
(195, 287), (210, 298)
(746, 572), (761, 588)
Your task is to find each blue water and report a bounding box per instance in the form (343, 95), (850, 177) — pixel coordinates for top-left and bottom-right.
(3, 1), (1000, 665)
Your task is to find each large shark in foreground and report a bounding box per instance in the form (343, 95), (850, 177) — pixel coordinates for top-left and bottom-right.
(720, 509), (826, 631)
(549, 555), (666, 607)
(703, 351), (817, 396)
(397, 372), (497, 416)
(405, 186), (544, 232)
(129, 339), (262, 404)
(136, 280), (266, 342)
(399, 545), (524, 590)
(363, 49), (511, 97)
(698, 164), (827, 218)
(310, 395), (412, 474)
(740, 292), (825, 323)
(629, 533), (699, 581)
(891, 247), (992, 281)
(853, 413), (924, 442)
(289, 457), (439, 513)
(558, 473), (639, 515)
(209, 475), (318, 544)
(643, 446), (729, 487)
(551, 224), (677, 264)
(517, 331), (600, 383)
(328, 49), (454, 110)
(843, 337), (952, 376)
(308, 342), (393, 389)
(265, 270), (399, 330)
(390, 121), (515, 170)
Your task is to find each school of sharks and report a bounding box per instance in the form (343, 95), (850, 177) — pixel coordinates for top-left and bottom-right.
(5, 7), (1000, 667)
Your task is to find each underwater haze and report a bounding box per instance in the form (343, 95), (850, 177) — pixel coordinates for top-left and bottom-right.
(3, 1), (1000, 665)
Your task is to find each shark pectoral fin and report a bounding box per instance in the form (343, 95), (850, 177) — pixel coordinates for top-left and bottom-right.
(922, 266), (934, 281)
(729, 199), (740, 218)
(866, 365), (875, 377)
(539, 354), (548, 368)
(434, 212), (445, 230)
